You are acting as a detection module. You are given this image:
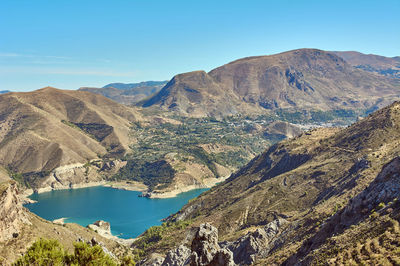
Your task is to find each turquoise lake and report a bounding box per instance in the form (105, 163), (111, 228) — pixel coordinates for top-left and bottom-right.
(25, 186), (207, 239)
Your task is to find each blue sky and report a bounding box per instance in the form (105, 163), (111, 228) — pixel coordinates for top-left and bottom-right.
(1, 0), (399, 92)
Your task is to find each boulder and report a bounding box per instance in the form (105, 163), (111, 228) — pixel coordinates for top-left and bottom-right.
(162, 245), (191, 266)
(93, 220), (111, 231)
(87, 220), (112, 236)
(157, 223), (235, 266)
(221, 218), (287, 265)
(190, 223), (220, 265)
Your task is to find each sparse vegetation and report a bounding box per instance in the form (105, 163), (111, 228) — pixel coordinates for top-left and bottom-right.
(115, 111), (358, 191)
(113, 160), (176, 190)
(131, 220), (193, 260)
(13, 238), (118, 266)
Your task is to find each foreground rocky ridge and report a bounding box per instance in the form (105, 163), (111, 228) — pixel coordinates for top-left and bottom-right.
(134, 101), (400, 264)
(0, 180), (30, 243)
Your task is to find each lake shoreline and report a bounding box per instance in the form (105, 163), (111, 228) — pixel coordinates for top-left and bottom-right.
(21, 180), (147, 197)
(27, 186), (208, 241)
(52, 217), (136, 245)
(21, 176), (227, 200)
(145, 176), (229, 198)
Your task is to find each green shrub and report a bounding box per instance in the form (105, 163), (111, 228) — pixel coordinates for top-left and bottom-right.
(68, 242), (116, 266)
(369, 211), (379, 219)
(377, 202), (386, 210)
(13, 239), (117, 266)
(113, 159), (176, 190)
(13, 238), (66, 266)
(120, 255), (135, 266)
(133, 220), (192, 254)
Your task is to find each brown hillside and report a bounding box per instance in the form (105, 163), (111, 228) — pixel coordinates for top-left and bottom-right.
(141, 49), (400, 117)
(333, 51), (400, 78)
(0, 87), (140, 174)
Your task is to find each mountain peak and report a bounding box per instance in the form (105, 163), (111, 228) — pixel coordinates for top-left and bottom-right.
(141, 49), (400, 117)
(37, 86), (61, 91)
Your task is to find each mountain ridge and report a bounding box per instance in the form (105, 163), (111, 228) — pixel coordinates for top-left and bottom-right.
(79, 80), (167, 105)
(140, 49), (400, 117)
(333, 50), (400, 78)
(0, 87), (141, 190)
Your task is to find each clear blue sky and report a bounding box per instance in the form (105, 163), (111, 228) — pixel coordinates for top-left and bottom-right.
(1, 0), (399, 91)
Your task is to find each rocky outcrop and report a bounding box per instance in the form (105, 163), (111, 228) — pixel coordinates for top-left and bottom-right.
(138, 253), (165, 266)
(263, 121), (303, 140)
(163, 245), (191, 266)
(155, 223), (234, 266)
(30, 160), (126, 194)
(189, 223), (234, 266)
(87, 220), (112, 237)
(157, 220), (287, 266)
(0, 181), (30, 242)
(221, 218), (287, 265)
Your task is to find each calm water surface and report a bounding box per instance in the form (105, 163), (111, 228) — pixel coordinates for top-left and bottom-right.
(26, 186), (207, 239)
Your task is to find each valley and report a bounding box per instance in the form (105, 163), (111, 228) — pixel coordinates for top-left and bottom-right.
(1, 48), (400, 265)
(130, 101), (400, 265)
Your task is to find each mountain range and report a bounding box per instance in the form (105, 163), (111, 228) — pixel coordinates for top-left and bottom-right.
(79, 81), (167, 105)
(139, 49), (400, 117)
(333, 51), (400, 78)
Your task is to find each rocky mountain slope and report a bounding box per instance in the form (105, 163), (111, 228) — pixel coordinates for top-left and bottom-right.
(79, 80), (167, 105)
(140, 49), (400, 117)
(133, 101), (400, 264)
(0, 87), (141, 191)
(333, 51), (400, 79)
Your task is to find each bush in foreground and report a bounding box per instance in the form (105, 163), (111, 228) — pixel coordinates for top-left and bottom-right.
(13, 238), (132, 266)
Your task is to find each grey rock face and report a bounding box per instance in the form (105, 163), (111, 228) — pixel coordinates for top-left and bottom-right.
(138, 254), (165, 266)
(209, 248), (235, 266)
(157, 223), (235, 266)
(163, 245), (191, 266)
(190, 223), (220, 266)
(155, 220), (287, 265)
(221, 218), (287, 265)
(0, 182), (31, 242)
